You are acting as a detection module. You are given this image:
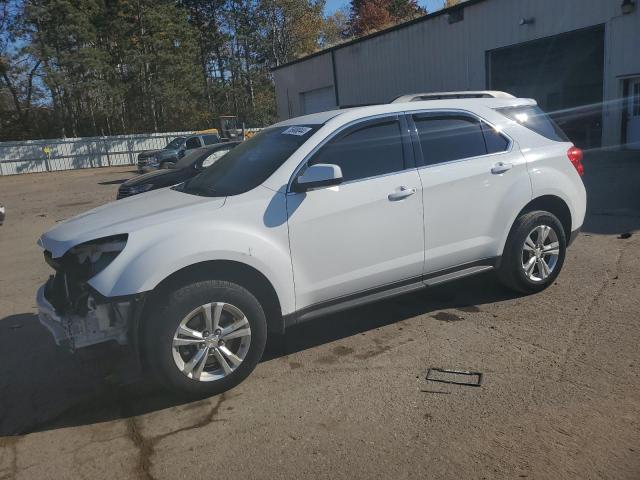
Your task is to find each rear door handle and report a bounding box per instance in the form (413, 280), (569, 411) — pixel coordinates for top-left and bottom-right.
(388, 186), (417, 201)
(491, 162), (513, 174)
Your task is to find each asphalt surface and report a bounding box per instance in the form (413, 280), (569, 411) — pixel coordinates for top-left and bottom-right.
(0, 151), (639, 479)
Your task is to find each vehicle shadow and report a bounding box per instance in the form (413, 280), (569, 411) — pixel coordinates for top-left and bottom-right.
(0, 272), (518, 436)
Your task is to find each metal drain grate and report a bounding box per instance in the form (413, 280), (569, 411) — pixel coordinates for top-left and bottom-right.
(426, 368), (483, 387)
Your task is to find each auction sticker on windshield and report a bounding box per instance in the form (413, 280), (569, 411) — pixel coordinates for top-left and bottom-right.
(282, 126), (312, 136)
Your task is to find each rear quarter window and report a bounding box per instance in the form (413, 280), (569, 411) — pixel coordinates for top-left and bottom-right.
(496, 105), (569, 142)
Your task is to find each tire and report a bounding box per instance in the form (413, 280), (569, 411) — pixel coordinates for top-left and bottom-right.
(497, 210), (567, 294)
(143, 280), (267, 397)
(160, 162), (171, 169)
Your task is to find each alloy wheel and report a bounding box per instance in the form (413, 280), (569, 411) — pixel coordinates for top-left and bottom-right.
(521, 225), (560, 282)
(171, 302), (252, 382)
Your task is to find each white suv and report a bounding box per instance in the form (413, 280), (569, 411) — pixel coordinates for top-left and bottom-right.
(36, 92), (586, 396)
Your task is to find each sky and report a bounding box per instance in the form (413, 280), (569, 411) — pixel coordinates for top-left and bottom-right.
(324, 0), (447, 15)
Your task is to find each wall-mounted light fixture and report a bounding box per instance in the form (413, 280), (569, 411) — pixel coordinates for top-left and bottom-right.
(519, 17), (535, 26)
(621, 0), (636, 14)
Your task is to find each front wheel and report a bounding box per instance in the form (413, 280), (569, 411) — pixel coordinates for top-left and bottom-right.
(143, 280), (267, 397)
(497, 210), (567, 294)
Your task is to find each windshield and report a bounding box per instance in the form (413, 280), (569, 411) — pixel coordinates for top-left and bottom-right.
(165, 137), (186, 150)
(180, 125), (319, 197)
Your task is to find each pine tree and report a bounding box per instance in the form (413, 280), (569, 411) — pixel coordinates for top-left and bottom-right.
(1, 0), (333, 139)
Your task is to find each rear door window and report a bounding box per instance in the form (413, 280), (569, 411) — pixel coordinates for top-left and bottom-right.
(413, 115), (486, 166)
(413, 113), (510, 166)
(309, 118), (405, 182)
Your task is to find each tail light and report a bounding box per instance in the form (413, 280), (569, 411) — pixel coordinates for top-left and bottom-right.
(567, 146), (584, 176)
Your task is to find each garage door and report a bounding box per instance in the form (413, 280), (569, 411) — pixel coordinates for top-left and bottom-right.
(488, 26), (604, 148)
(301, 86), (336, 115)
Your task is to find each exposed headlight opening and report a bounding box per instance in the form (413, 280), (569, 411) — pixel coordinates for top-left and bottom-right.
(44, 234), (128, 287)
(68, 234), (128, 278)
(39, 234), (132, 350)
(71, 235), (127, 263)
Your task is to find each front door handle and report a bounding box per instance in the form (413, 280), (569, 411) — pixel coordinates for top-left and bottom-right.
(388, 186), (417, 201)
(491, 162), (513, 174)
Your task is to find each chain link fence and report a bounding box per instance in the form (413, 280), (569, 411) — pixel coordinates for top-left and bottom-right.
(0, 131), (193, 176)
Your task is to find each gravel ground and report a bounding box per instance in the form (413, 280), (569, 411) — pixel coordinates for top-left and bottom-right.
(0, 152), (639, 480)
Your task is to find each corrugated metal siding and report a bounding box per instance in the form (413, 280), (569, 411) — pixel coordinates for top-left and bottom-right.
(0, 131), (192, 176)
(274, 0), (640, 146)
(274, 53), (334, 119)
(333, 0), (618, 106)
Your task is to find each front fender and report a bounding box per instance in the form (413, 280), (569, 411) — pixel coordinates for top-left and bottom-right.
(88, 193), (296, 315)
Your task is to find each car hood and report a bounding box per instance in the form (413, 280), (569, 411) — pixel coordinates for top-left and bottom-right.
(156, 149), (178, 160)
(39, 187), (226, 258)
(122, 168), (189, 187)
(138, 149), (162, 159)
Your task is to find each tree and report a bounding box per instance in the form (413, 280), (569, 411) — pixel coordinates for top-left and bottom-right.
(0, 0), (46, 139)
(259, 0), (326, 66)
(322, 8), (349, 47)
(387, 0), (424, 21)
(0, 0), (332, 141)
(348, 0), (424, 37)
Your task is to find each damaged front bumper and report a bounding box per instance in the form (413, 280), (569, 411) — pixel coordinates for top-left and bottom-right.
(36, 277), (137, 351)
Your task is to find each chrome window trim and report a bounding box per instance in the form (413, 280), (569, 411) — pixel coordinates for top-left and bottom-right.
(406, 108), (515, 170)
(286, 113), (414, 194)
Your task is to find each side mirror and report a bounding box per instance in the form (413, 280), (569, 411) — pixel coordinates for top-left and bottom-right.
(178, 149), (185, 159)
(293, 163), (343, 193)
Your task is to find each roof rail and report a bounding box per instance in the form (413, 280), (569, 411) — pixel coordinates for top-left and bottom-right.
(391, 91), (515, 103)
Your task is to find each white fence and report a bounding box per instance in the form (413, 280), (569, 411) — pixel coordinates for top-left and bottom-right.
(0, 131), (193, 176)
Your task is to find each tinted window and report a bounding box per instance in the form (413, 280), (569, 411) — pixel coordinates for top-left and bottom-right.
(165, 137), (185, 149)
(185, 137), (201, 149)
(414, 116), (486, 165)
(180, 125), (319, 197)
(201, 147), (231, 168)
(310, 119), (404, 182)
(174, 148), (209, 169)
(495, 105), (569, 142)
(202, 134), (220, 145)
(481, 123), (510, 153)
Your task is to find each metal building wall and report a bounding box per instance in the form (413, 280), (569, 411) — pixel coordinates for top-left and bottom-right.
(274, 53), (335, 121)
(274, 0), (640, 147)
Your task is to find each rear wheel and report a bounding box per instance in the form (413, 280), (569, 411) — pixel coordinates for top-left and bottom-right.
(144, 280), (267, 397)
(497, 210), (566, 294)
